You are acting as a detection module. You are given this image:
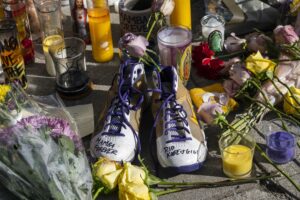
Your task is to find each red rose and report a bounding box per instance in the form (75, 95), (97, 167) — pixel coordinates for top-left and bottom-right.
(192, 42), (224, 80)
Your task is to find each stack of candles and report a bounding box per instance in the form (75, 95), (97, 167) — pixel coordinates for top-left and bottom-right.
(266, 131), (295, 164)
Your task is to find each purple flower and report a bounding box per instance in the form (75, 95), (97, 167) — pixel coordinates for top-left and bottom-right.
(120, 33), (149, 58)
(224, 33), (246, 53)
(245, 32), (272, 53)
(273, 25), (299, 45)
(223, 80), (240, 97)
(0, 115), (83, 151)
(152, 0), (175, 16)
(119, 33), (137, 48)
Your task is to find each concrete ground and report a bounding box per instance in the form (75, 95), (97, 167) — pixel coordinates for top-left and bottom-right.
(0, 0), (299, 199)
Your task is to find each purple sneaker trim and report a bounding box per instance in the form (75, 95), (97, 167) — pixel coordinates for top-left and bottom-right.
(98, 61), (144, 154)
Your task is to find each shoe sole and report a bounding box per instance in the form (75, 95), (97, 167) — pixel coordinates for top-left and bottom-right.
(157, 162), (204, 177)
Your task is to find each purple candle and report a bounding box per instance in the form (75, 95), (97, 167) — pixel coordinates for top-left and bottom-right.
(266, 131), (295, 164)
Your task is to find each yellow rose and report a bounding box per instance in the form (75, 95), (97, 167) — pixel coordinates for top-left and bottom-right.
(284, 87), (300, 117)
(245, 51), (276, 76)
(93, 157), (122, 190)
(118, 163), (150, 200)
(0, 85), (11, 103)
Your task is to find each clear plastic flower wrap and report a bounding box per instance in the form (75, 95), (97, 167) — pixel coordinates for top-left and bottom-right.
(0, 83), (93, 200)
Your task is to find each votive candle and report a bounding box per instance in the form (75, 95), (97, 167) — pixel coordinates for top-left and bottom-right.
(266, 131), (295, 164)
(222, 144), (253, 178)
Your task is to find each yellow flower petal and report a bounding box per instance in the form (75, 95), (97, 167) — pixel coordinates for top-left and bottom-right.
(284, 87), (300, 117)
(93, 157), (121, 179)
(126, 163), (146, 184)
(101, 169), (123, 190)
(0, 85), (11, 103)
(245, 51), (276, 76)
(127, 183), (150, 200)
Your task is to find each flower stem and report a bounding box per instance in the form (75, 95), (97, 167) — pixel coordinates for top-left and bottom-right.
(217, 50), (246, 60)
(157, 173), (279, 187)
(146, 13), (160, 41)
(92, 187), (104, 200)
(255, 144), (300, 192)
(145, 53), (161, 71)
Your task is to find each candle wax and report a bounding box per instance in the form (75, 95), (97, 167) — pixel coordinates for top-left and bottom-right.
(88, 7), (113, 62)
(266, 131), (295, 164)
(223, 145), (253, 178)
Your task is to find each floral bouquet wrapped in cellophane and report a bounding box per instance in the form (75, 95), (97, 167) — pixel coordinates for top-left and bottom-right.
(0, 83), (93, 200)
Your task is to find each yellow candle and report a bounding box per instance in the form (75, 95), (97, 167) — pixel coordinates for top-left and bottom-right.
(222, 144), (253, 178)
(170, 0), (191, 29)
(88, 7), (114, 62)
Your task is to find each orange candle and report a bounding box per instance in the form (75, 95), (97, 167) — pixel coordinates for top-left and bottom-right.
(87, 0), (113, 62)
(170, 0), (191, 29)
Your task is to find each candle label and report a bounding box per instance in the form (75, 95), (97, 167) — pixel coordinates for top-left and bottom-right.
(177, 45), (191, 85)
(0, 36), (27, 88)
(208, 30), (223, 52)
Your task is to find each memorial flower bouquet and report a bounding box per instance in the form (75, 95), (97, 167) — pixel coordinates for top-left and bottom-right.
(0, 83), (93, 200)
(192, 24), (300, 192)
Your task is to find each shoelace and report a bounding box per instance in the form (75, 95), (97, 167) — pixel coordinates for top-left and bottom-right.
(153, 91), (192, 144)
(101, 66), (144, 153)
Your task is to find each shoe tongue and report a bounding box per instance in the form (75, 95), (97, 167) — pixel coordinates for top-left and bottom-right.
(161, 66), (178, 94)
(123, 62), (144, 86)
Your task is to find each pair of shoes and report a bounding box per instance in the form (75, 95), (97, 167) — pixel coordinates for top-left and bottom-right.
(90, 61), (207, 173)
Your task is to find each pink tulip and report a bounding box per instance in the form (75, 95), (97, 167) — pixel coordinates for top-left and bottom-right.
(273, 25), (299, 45)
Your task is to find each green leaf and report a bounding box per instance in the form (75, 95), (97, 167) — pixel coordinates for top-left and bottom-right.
(265, 70), (274, 80)
(59, 135), (75, 153)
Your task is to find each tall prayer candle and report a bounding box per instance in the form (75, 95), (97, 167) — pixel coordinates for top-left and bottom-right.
(170, 0), (191, 29)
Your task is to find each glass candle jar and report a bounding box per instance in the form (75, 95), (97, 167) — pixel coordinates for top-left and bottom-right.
(219, 134), (256, 178)
(0, 19), (27, 88)
(3, 0), (35, 64)
(87, 0), (114, 62)
(157, 26), (192, 86)
(34, 0), (64, 77)
(201, 14), (225, 52)
(50, 37), (90, 95)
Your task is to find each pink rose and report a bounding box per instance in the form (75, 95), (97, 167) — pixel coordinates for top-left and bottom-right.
(229, 64), (250, 86)
(224, 33), (246, 53)
(223, 80), (240, 97)
(119, 33), (149, 58)
(245, 32), (272, 53)
(273, 25), (299, 45)
(197, 102), (224, 125)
